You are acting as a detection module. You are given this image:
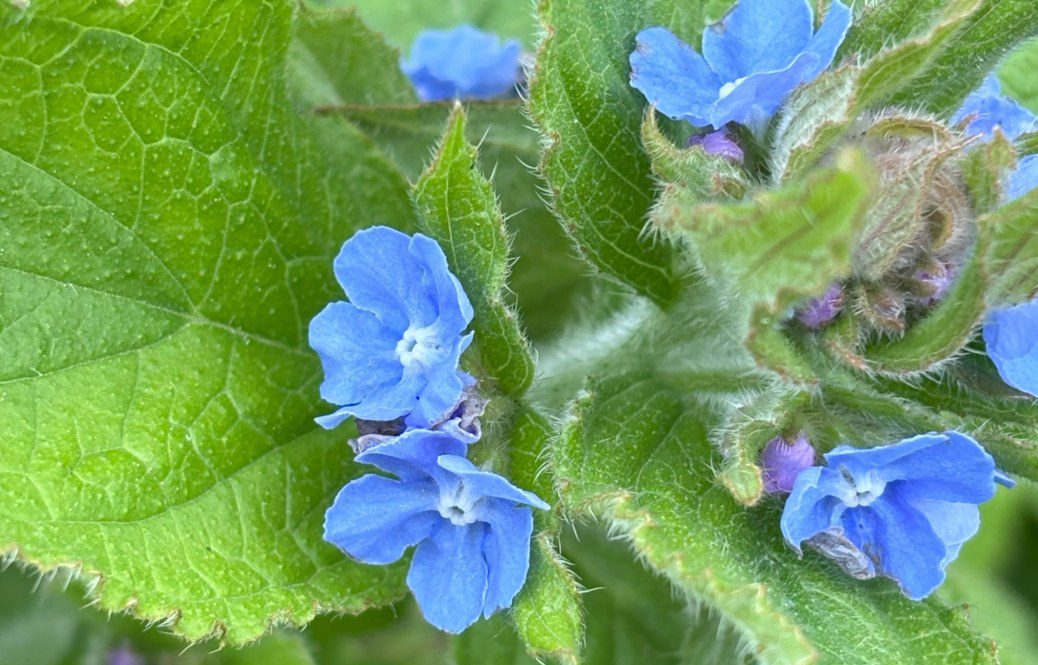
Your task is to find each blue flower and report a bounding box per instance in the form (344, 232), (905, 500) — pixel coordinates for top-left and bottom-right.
(1009, 154), (1038, 201)
(781, 432), (1010, 600)
(954, 74), (1037, 141)
(983, 298), (1038, 397)
(402, 25), (522, 102)
(324, 429), (549, 633)
(309, 226), (474, 430)
(630, 0), (851, 133)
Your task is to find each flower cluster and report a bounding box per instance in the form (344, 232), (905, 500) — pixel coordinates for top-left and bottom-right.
(402, 25), (523, 102)
(629, 0), (851, 134)
(310, 227), (548, 633)
(780, 432), (1012, 599)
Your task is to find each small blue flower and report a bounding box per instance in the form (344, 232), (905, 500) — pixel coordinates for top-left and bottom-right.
(983, 298), (1038, 397)
(1009, 154), (1038, 201)
(954, 74), (1037, 141)
(781, 432), (1010, 600)
(630, 0), (851, 132)
(309, 226), (474, 430)
(324, 429), (549, 633)
(402, 25), (522, 102)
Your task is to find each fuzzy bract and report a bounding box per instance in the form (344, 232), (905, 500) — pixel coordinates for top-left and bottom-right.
(954, 74), (1037, 141)
(309, 226), (474, 430)
(629, 0), (851, 132)
(983, 298), (1038, 397)
(402, 25), (522, 102)
(323, 429), (549, 633)
(781, 432), (1010, 600)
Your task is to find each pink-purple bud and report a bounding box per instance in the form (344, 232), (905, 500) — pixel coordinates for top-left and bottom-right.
(762, 433), (816, 494)
(795, 283), (845, 329)
(687, 130), (744, 163)
(913, 262), (953, 307)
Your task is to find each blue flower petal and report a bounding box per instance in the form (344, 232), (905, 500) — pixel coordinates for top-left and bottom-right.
(409, 234), (474, 336)
(832, 432), (997, 504)
(701, 0), (814, 82)
(309, 301), (409, 416)
(848, 497), (948, 600)
(630, 27), (720, 126)
(984, 298), (1038, 396)
(356, 429), (468, 482)
(710, 52), (821, 128)
(333, 226), (437, 332)
(780, 466), (849, 550)
(1009, 154), (1038, 202)
(403, 332), (474, 429)
(323, 475), (440, 565)
(476, 497), (534, 618)
(436, 455), (550, 509)
(799, 0), (852, 82)
(905, 498), (980, 568)
(403, 25), (522, 102)
(954, 74), (1038, 141)
(708, 1), (850, 128)
(407, 521), (488, 633)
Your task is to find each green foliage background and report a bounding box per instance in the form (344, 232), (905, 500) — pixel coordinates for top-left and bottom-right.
(1, 0), (1037, 663)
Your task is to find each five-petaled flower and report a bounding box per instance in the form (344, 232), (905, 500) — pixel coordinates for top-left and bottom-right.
(309, 226), (474, 430)
(983, 299), (1038, 398)
(324, 428), (549, 633)
(629, 0), (851, 133)
(402, 25), (522, 102)
(781, 432), (1012, 600)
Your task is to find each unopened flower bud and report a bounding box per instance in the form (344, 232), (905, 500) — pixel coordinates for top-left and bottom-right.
(909, 262), (953, 308)
(796, 283), (845, 329)
(762, 433), (816, 494)
(687, 129), (745, 163)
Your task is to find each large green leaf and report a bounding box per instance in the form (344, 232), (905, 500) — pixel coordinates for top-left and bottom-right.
(0, 0), (411, 643)
(554, 370), (1001, 664)
(527, 0), (739, 305)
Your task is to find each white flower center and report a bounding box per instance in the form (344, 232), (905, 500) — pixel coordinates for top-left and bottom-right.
(841, 469), (887, 507)
(395, 326), (448, 369)
(437, 483), (480, 526)
(718, 77), (747, 100)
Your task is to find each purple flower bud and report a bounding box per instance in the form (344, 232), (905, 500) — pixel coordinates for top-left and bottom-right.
(108, 646), (143, 665)
(687, 130), (744, 163)
(795, 283), (844, 329)
(762, 433), (816, 494)
(913, 262), (953, 308)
